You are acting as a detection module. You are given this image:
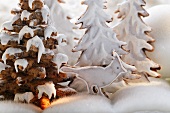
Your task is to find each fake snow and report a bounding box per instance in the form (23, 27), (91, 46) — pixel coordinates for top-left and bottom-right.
(0, 101), (42, 113)
(2, 47), (23, 64)
(18, 26), (34, 44)
(43, 94), (113, 113)
(110, 79), (170, 113)
(14, 59), (28, 72)
(37, 82), (56, 99)
(26, 36), (45, 63)
(43, 79), (170, 113)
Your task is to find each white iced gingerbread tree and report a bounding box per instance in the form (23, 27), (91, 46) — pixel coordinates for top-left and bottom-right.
(73, 0), (128, 66)
(45, 0), (80, 65)
(114, 0), (160, 77)
(62, 0), (140, 96)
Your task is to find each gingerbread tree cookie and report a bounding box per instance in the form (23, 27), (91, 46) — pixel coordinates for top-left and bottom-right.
(45, 0), (80, 65)
(73, 0), (128, 66)
(0, 0), (76, 108)
(113, 0), (160, 77)
(62, 0), (141, 96)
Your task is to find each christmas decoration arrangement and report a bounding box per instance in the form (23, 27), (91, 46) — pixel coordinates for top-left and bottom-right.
(0, 0), (170, 113)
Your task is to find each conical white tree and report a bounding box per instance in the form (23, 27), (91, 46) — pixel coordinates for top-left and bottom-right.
(44, 0), (75, 35)
(73, 0), (127, 66)
(114, 0), (160, 77)
(45, 0), (80, 65)
(62, 0), (141, 96)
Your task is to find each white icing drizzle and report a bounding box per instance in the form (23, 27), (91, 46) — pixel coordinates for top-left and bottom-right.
(2, 21), (13, 30)
(37, 82), (56, 99)
(16, 77), (23, 86)
(26, 36), (45, 63)
(0, 62), (10, 73)
(36, 67), (46, 79)
(2, 48), (23, 64)
(12, 7), (21, 12)
(18, 26), (34, 44)
(28, 0), (34, 9)
(14, 59), (28, 72)
(29, 19), (37, 27)
(52, 53), (68, 73)
(29, 20), (34, 27)
(44, 25), (57, 40)
(0, 32), (18, 45)
(43, 48), (54, 55)
(21, 10), (31, 21)
(53, 34), (67, 46)
(2, 15), (20, 30)
(41, 5), (50, 24)
(14, 92), (34, 103)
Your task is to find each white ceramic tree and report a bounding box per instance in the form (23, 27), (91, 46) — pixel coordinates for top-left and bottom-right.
(114, 0), (160, 77)
(73, 0), (127, 66)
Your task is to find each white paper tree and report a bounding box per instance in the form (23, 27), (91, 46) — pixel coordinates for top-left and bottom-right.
(73, 0), (128, 66)
(114, 0), (160, 77)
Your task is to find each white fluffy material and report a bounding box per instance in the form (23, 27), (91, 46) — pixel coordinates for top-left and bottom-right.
(133, 111), (169, 113)
(42, 94), (113, 113)
(0, 101), (42, 113)
(110, 79), (170, 113)
(42, 79), (170, 113)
